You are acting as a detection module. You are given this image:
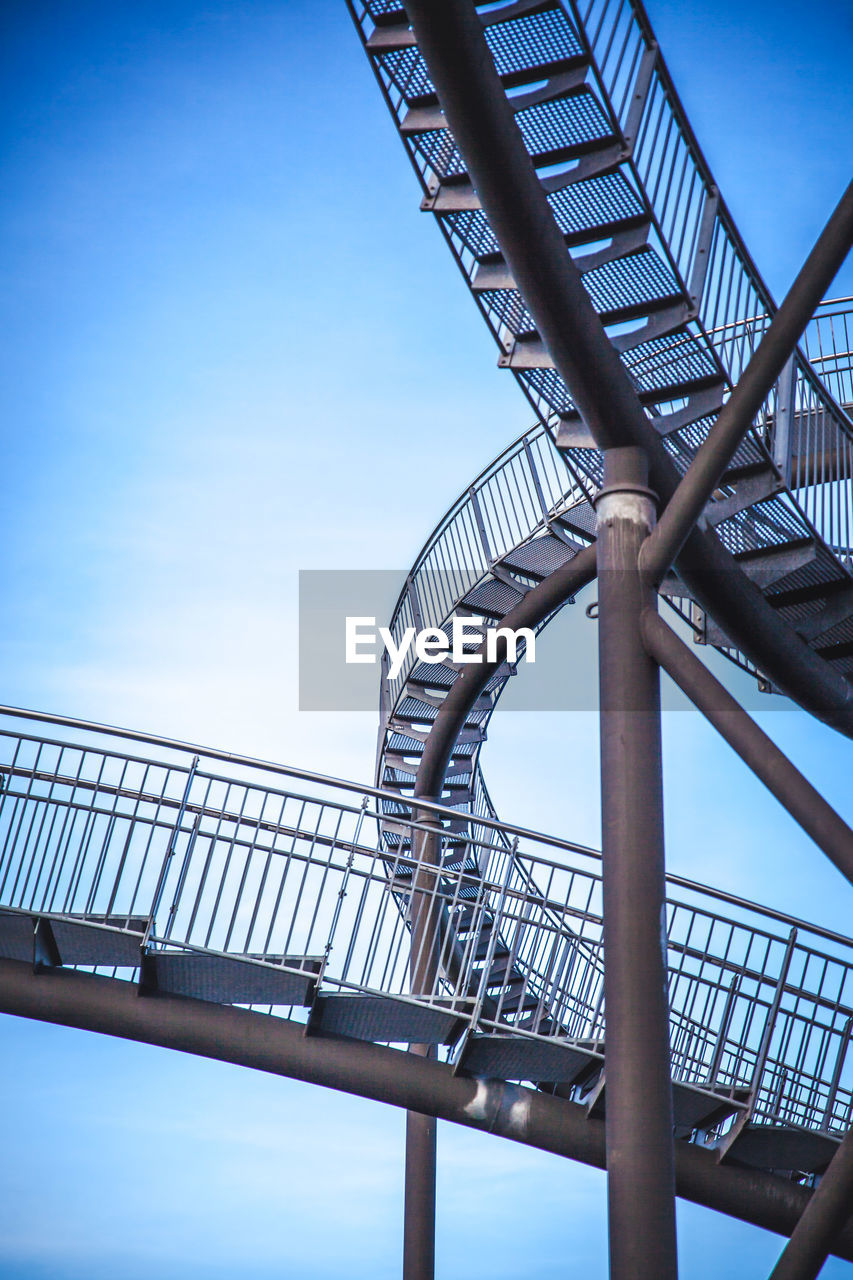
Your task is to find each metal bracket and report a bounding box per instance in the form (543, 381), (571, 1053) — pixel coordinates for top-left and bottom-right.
(771, 355), (799, 485)
(622, 43), (657, 150)
(687, 187), (719, 311)
(704, 466), (784, 526)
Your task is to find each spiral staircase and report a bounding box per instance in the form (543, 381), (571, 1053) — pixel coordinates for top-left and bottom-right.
(2, 0), (853, 1274)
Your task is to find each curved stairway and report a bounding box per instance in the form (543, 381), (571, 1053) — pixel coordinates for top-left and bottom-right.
(0, 708), (851, 1187)
(2, 0), (853, 1251)
(350, 0), (853, 721)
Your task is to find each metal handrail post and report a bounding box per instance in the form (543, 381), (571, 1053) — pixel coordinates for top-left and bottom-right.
(822, 1018), (853, 1131)
(704, 974), (741, 1090)
(316, 796), (369, 989)
(143, 755), (199, 947)
(747, 930), (798, 1119)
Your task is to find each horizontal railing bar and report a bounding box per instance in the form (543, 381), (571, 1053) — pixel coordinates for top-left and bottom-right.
(3, 795), (850, 1019)
(2, 708), (853, 954)
(0, 705), (601, 855)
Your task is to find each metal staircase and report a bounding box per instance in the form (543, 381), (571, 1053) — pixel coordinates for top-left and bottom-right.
(350, 0), (853, 704)
(3, 1), (853, 1273)
(0, 710), (851, 1186)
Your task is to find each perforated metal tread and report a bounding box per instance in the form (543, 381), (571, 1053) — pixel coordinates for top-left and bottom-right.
(670, 1080), (746, 1132)
(49, 917), (147, 967)
(459, 1032), (602, 1083)
(500, 534), (577, 579)
(0, 910), (35, 962)
(310, 993), (468, 1045)
(725, 1124), (841, 1175)
(143, 951), (321, 1006)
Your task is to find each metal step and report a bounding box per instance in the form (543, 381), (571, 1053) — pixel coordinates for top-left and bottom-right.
(422, 143), (627, 213)
(705, 465), (784, 527)
(403, 70), (589, 137)
(794, 584), (853, 642)
(387, 719), (485, 745)
(733, 539), (818, 591)
(524, 336), (711, 410)
(459, 1032), (603, 1083)
(143, 951), (321, 1006)
(493, 259), (684, 351)
(493, 979), (541, 1014)
(408, 86), (616, 181)
(390, 852), (479, 879)
(651, 383), (727, 435)
(453, 905), (493, 934)
(365, 21), (415, 52)
(609, 303), (693, 355)
(459, 577), (527, 619)
(552, 500), (597, 542)
(373, 8), (588, 93)
(381, 778), (471, 798)
(474, 952), (523, 986)
(724, 1123), (840, 1174)
(45, 916), (148, 967)
(499, 534), (578, 581)
(472, 224), (650, 292)
(382, 750), (473, 779)
(670, 1081), (747, 1133)
(310, 993), (467, 1045)
(389, 696), (440, 724)
(0, 910), (34, 962)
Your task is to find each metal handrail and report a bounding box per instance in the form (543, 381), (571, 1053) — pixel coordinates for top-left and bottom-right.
(2, 715), (852, 1151)
(0, 707), (849, 954)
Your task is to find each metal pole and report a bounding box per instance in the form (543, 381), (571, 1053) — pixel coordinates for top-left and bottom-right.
(640, 609), (853, 886)
(769, 1127), (853, 1280)
(596, 447), (678, 1279)
(404, 1108), (436, 1280)
(403, 547), (597, 1280)
(403, 814), (443, 1280)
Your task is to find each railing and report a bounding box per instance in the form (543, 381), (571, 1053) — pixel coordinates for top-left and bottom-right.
(556, 0), (853, 566)
(1, 710), (851, 1151)
(804, 297), (853, 414)
(382, 423), (586, 710)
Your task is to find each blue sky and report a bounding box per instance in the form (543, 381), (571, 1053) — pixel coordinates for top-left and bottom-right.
(1, 0), (853, 1276)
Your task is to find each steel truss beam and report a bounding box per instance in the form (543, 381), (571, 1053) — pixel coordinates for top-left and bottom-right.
(2, 956), (853, 1263)
(769, 1128), (853, 1279)
(641, 180), (853, 584)
(640, 609), (853, 888)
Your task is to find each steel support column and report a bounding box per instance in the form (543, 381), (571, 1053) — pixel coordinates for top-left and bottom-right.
(596, 447), (678, 1279)
(404, 815), (442, 1280)
(402, 544), (599, 1279)
(769, 1127), (853, 1280)
(404, 1107), (436, 1280)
